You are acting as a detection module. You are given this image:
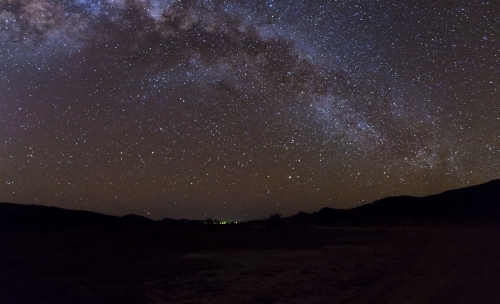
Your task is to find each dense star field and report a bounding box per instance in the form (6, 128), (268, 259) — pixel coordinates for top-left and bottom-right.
(0, 0), (498, 220)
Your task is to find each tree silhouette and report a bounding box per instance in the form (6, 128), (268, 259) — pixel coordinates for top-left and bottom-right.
(269, 213), (284, 228)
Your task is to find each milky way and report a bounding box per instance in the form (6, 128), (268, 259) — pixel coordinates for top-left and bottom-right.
(1, 0), (498, 220)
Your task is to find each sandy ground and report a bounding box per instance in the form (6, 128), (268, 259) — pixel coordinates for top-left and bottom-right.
(1, 227), (499, 303)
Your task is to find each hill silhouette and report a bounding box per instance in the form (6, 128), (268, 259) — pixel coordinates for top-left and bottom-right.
(1, 179), (499, 230)
(302, 179), (500, 227)
(0, 203), (201, 231)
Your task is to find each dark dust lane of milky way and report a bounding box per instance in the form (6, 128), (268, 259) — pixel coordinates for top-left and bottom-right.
(0, 0), (498, 220)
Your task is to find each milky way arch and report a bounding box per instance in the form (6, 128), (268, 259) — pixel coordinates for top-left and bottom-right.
(1, 0), (498, 219)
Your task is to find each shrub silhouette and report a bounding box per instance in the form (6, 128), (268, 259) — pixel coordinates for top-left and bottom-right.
(205, 218), (221, 224)
(269, 213), (284, 228)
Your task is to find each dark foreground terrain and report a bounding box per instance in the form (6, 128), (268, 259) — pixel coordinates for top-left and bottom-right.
(1, 226), (499, 303)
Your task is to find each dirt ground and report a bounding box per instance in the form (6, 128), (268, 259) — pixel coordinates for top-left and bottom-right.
(1, 226), (499, 303)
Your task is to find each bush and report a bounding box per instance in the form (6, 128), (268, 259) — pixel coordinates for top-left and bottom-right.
(269, 213), (284, 228)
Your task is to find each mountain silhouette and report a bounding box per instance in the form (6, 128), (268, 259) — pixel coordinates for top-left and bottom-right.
(0, 203), (201, 231)
(306, 179), (500, 227)
(1, 179), (499, 230)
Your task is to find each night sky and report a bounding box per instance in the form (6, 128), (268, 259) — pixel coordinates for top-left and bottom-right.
(1, 0), (498, 220)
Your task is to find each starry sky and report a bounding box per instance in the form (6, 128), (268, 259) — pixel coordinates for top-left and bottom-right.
(0, 0), (498, 220)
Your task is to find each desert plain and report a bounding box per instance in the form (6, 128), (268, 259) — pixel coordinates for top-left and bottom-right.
(1, 225), (499, 303)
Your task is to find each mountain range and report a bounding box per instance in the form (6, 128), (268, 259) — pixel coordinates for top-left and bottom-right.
(0, 203), (200, 231)
(286, 179), (500, 227)
(1, 179), (499, 230)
